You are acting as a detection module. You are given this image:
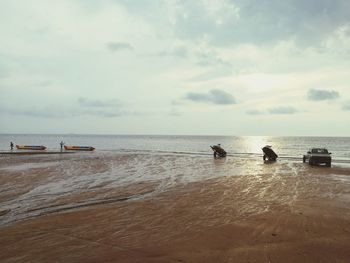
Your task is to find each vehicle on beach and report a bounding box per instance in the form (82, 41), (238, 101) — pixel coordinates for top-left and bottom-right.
(64, 145), (95, 151)
(262, 145), (278, 162)
(210, 144), (227, 158)
(16, 145), (47, 150)
(303, 148), (331, 167)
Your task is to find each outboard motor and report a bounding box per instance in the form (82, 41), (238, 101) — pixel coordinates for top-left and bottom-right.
(210, 144), (227, 158)
(262, 145), (278, 162)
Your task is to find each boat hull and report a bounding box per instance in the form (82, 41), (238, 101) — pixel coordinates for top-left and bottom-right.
(64, 146), (95, 151)
(16, 145), (47, 150)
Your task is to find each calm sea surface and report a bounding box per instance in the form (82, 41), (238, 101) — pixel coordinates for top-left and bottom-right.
(1, 134), (349, 163)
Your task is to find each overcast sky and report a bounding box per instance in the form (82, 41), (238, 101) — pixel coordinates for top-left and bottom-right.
(0, 0), (349, 136)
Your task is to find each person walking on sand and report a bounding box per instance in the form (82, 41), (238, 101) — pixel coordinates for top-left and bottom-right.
(10, 142), (14, 150)
(60, 141), (64, 151)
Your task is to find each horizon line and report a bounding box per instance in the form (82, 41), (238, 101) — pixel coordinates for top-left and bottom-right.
(0, 133), (349, 138)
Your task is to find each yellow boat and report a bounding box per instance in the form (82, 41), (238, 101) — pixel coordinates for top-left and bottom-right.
(64, 145), (95, 151)
(16, 145), (46, 150)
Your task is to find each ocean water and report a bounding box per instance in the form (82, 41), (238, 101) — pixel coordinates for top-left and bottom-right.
(0, 134), (350, 163)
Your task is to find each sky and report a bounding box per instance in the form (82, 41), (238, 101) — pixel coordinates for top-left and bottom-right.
(0, 0), (349, 136)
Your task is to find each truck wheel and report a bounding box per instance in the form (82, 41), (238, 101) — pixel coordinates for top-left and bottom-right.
(309, 159), (313, 165)
(303, 156), (306, 163)
(326, 162), (331, 167)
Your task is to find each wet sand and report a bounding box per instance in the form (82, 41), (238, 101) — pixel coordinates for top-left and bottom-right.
(0, 153), (350, 262)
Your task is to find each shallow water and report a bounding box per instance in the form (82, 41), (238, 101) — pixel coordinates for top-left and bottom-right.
(1, 134), (350, 162)
(1, 151), (350, 227)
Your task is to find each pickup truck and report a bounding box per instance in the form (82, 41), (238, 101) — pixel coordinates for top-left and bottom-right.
(303, 148), (332, 167)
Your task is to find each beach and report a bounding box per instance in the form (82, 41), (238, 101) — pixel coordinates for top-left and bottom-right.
(1, 152), (350, 262)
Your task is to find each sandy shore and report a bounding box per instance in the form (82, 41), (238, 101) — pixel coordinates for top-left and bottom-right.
(0, 153), (350, 262)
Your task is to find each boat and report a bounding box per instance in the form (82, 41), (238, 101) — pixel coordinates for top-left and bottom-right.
(16, 145), (47, 150)
(64, 145), (95, 151)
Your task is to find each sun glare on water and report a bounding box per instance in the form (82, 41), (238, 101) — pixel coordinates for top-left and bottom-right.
(243, 136), (269, 154)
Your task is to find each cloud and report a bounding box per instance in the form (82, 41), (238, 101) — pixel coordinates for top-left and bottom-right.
(0, 96), (127, 118)
(268, 106), (299, 114)
(307, 89), (340, 101)
(81, 109), (124, 117)
(165, 1), (240, 44)
(78, 97), (120, 108)
(195, 50), (231, 67)
(185, 89), (236, 105)
(342, 102), (350, 111)
(0, 105), (67, 118)
(116, 0), (350, 48)
(189, 67), (233, 82)
(107, 42), (134, 52)
(322, 25), (350, 57)
(0, 105), (129, 118)
(246, 109), (264, 115)
(77, 97), (128, 117)
(231, 1), (347, 46)
(156, 47), (188, 58)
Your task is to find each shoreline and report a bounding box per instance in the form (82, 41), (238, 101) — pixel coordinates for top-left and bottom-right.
(0, 151), (76, 155)
(2, 149), (350, 165)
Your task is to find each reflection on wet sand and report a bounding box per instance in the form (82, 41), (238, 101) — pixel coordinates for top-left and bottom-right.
(0, 153), (350, 262)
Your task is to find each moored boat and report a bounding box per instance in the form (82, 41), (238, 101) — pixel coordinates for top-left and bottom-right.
(16, 145), (47, 150)
(64, 145), (95, 151)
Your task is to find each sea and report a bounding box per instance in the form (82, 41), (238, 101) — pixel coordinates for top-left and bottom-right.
(1, 134), (350, 163)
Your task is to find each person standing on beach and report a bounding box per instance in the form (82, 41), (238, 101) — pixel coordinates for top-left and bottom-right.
(60, 141), (64, 151)
(10, 142), (14, 150)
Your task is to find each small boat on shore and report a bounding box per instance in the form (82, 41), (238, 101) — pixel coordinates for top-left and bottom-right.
(16, 145), (47, 150)
(64, 145), (95, 151)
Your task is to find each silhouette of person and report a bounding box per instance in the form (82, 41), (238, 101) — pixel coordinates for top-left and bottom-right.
(60, 141), (64, 151)
(10, 142), (14, 150)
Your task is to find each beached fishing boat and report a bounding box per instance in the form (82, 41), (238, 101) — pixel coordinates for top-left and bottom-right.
(16, 145), (47, 150)
(64, 145), (95, 151)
